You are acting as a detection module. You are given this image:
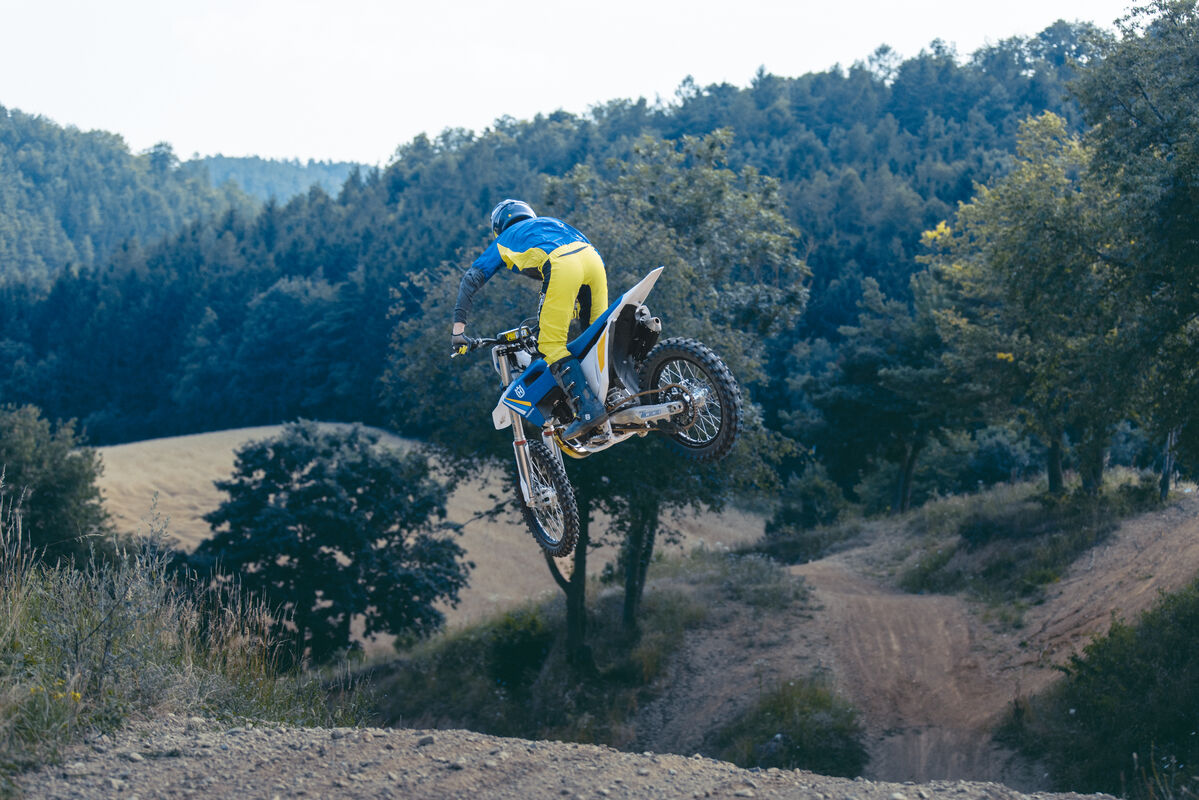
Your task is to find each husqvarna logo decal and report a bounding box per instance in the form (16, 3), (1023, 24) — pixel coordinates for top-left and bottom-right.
(514, 384), (526, 398)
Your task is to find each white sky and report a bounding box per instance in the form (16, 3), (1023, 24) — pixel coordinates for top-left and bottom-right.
(0, 0), (1136, 165)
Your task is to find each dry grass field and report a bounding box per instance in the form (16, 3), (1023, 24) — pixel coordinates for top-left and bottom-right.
(95, 424), (765, 629)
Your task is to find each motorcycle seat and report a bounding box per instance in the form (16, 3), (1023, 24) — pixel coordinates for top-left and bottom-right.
(566, 294), (623, 359)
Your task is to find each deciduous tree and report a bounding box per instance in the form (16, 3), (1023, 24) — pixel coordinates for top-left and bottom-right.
(194, 421), (470, 663)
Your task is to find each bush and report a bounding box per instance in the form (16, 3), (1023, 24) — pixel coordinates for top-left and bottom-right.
(756, 521), (861, 565)
(767, 466), (848, 532)
(378, 588), (708, 746)
(1000, 577), (1199, 798)
(0, 404), (112, 564)
(757, 467), (856, 564)
(0, 497), (363, 792)
(713, 676), (867, 776)
(487, 609), (554, 688)
(377, 548), (809, 750)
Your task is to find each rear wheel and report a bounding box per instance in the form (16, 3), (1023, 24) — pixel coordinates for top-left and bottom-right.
(516, 442), (579, 558)
(638, 337), (742, 462)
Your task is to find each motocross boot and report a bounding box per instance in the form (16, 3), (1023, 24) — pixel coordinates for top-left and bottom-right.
(550, 357), (606, 440)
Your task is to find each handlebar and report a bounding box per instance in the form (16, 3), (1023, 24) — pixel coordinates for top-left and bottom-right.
(450, 335), (499, 358)
(450, 321), (538, 358)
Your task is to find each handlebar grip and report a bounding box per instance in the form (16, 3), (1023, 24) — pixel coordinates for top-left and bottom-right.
(450, 334), (479, 359)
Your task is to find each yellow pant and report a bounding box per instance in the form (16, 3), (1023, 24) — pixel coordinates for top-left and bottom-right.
(538, 244), (608, 365)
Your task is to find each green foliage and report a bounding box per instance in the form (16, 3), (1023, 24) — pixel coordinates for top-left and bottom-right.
(852, 426), (1043, 515)
(0, 508), (363, 793)
(0, 405), (112, 563)
(485, 609), (555, 689)
(800, 274), (958, 512)
(1071, 0), (1199, 484)
(379, 548), (805, 747)
(193, 422), (470, 663)
(0, 107), (246, 284)
(1001, 575), (1199, 798)
(925, 112), (1131, 495)
(378, 588), (707, 745)
(756, 469), (854, 563)
(191, 155), (362, 202)
(713, 676), (867, 776)
(0, 22), (1097, 449)
(770, 465), (850, 531)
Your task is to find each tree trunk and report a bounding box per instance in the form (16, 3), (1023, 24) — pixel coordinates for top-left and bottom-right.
(545, 494), (594, 671)
(891, 440), (922, 514)
(621, 499), (659, 634)
(1078, 431), (1107, 496)
(565, 511), (592, 668)
(1047, 432), (1065, 495)
(1160, 428), (1179, 502)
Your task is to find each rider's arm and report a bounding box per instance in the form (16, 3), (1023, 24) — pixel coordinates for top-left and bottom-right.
(453, 240), (506, 326)
(453, 266), (489, 326)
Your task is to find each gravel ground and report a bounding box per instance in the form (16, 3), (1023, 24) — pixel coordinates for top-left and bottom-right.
(18, 716), (1115, 800)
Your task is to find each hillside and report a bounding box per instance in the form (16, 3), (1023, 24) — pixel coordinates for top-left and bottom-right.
(95, 427), (1199, 790)
(95, 426), (764, 630)
(628, 492), (1199, 786)
(0, 105), (246, 283)
(1, 21), (1102, 448)
(190, 155), (363, 202)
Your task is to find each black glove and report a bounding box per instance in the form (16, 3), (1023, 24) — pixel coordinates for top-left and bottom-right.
(451, 332), (471, 356)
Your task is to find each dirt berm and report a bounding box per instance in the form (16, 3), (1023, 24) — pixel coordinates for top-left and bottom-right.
(22, 714), (1112, 800)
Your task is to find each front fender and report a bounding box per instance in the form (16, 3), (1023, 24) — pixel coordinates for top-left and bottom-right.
(492, 400), (513, 430)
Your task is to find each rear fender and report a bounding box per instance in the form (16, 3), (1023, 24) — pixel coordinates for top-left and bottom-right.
(577, 267), (664, 399)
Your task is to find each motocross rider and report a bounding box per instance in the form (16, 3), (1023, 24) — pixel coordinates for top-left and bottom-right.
(452, 199), (609, 440)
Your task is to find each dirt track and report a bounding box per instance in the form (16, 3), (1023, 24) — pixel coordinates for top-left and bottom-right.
(782, 493), (1199, 788)
(790, 560), (1038, 787)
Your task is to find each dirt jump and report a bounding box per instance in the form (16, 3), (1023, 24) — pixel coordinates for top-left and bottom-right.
(786, 493), (1199, 788)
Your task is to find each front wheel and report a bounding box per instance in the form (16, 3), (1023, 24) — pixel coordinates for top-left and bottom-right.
(516, 442), (580, 558)
(638, 337), (742, 462)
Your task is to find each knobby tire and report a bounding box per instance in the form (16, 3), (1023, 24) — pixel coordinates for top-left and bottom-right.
(516, 442), (580, 558)
(638, 337), (743, 462)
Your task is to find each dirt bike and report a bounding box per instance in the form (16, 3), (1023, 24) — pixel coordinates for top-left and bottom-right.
(453, 267), (743, 558)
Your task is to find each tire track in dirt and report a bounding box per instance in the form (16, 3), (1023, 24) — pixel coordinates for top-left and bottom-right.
(789, 559), (1035, 788)
(1009, 495), (1199, 678)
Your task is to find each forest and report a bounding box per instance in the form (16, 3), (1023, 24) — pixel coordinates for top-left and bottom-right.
(1, 3), (1197, 536)
(194, 155), (363, 203)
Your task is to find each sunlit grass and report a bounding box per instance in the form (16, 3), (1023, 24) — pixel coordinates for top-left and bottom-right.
(0, 491), (365, 793)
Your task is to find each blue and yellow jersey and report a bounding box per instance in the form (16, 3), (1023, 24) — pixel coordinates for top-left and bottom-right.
(472, 217), (592, 280)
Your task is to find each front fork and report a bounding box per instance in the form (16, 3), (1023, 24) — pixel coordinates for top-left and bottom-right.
(498, 355), (562, 508)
